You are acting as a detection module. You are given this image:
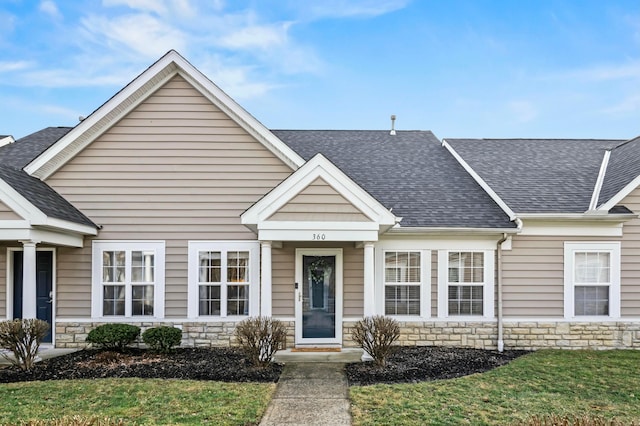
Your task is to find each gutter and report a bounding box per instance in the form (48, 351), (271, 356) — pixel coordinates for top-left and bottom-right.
(496, 232), (508, 353)
(388, 226), (520, 235)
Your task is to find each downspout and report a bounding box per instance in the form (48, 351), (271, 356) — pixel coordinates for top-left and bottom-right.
(496, 232), (509, 353)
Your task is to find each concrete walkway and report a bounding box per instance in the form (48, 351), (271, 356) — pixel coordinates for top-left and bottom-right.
(259, 362), (352, 426)
(0, 347), (78, 366)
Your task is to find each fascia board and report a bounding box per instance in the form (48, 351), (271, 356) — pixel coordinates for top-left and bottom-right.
(41, 217), (98, 235)
(0, 179), (46, 223)
(386, 226), (519, 235)
(441, 139), (517, 221)
(598, 174), (640, 212)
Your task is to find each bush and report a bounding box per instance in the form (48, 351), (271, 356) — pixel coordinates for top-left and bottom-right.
(517, 415), (635, 426)
(352, 316), (400, 367)
(86, 324), (140, 351)
(0, 318), (50, 370)
(235, 317), (287, 367)
(142, 326), (182, 353)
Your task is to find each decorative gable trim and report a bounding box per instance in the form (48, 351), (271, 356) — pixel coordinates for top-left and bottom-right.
(242, 153), (398, 236)
(598, 174), (640, 212)
(25, 50), (305, 179)
(442, 139), (517, 221)
(588, 150), (610, 211)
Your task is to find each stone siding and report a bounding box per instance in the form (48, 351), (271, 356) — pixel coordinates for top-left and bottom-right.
(56, 320), (640, 350)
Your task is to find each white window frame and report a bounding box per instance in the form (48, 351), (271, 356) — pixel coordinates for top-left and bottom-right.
(375, 244), (430, 320)
(187, 241), (260, 319)
(564, 242), (620, 319)
(91, 241), (165, 319)
(437, 250), (495, 319)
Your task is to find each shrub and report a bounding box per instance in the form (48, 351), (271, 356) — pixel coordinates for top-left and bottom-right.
(86, 324), (140, 351)
(0, 318), (50, 370)
(352, 316), (400, 367)
(518, 415), (635, 426)
(142, 326), (182, 353)
(235, 317), (287, 367)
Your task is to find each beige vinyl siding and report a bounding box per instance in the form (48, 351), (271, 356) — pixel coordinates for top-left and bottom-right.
(268, 177), (370, 222)
(502, 235), (621, 317)
(271, 242), (364, 317)
(619, 187), (640, 316)
(45, 75), (293, 318)
(0, 202), (21, 220)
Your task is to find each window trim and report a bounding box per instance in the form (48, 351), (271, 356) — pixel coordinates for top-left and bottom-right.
(375, 246), (430, 320)
(563, 242), (620, 319)
(437, 250), (495, 319)
(91, 240), (165, 319)
(187, 241), (260, 319)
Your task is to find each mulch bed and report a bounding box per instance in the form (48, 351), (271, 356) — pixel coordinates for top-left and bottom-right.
(0, 346), (528, 386)
(0, 347), (283, 384)
(345, 346), (529, 386)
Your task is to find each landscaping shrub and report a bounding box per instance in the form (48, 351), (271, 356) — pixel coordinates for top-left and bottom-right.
(517, 415), (636, 426)
(352, 315), (400, 367)
(235, 317), (287, 367)
(86, 324), (140, 351)
(0, 318), (50, 370)
(142, 326), (182, 353)
(19, 416), (125, 426)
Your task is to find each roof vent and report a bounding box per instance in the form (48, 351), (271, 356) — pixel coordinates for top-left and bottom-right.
(390, 115), (396, 136)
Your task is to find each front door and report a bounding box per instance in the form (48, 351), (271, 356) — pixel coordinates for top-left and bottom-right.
(295, 249), (343, 346)
(12, 250), (54, 343)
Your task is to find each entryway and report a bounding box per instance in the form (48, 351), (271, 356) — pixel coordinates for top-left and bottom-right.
(294, 249), (343, 346)
(11, 249), (54, 343)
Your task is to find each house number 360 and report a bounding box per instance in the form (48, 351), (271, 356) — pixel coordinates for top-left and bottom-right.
(312, 233), (326, 240)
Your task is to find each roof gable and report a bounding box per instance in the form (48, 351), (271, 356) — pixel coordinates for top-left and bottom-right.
(24, 50), (304, 179)
(597, 136), (640, 210)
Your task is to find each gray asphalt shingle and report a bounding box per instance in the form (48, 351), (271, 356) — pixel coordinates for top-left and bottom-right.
(445, 138), (623, 213)
(273, 130), (515, 228)
(598, 136), (640, 207)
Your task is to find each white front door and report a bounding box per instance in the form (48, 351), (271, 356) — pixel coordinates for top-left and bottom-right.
(294, 248), (343, 346)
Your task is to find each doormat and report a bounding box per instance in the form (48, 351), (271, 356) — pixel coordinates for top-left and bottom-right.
(290, 347), (342, 352)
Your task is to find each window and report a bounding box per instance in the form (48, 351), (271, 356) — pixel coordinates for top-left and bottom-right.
(92, 241), (165, 318)
(564, 242), (620, 318)
(438, 250), (494, 318)
(188, 241), (260, 318)
(384, 251), (421, 315)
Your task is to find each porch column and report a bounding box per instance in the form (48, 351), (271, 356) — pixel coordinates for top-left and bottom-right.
(260, 241), (272, 317)
(20, 240), (38, 319)
(363, 241), (375, 317)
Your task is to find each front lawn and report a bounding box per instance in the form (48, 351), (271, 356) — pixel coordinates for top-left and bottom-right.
(0, 378), (274, 425)
(350, 349), (640, 425)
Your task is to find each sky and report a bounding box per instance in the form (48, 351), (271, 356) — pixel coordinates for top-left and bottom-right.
(1, 0), (639, 140)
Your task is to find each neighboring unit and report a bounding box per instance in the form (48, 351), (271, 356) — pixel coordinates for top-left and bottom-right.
(1, 51), (639, 351)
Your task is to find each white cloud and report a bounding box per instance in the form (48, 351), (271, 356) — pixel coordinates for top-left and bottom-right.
(218, 22), (291, 50)
(602, 93), (640, 115)
(303, 0), (410, 19)
(508, 100), (537, 123)
(0, 61), (33, 73)
(39, 0), (62, 19)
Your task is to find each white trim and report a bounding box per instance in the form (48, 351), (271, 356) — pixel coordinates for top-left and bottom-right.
(91, 241), (166, 319)
(0, 135), (14, 147)
(563, 242), (621, 319)
(26, 50), (304, 179)
(260, 241), (272, 316)
(375, 245), (431, 319)
(6, 247), (57, 345)
(441, 140), (517, 221)
(258, 228), (379, 242)
(294, 248), (343, 346)
(589, 150), (611, 211)
(519, 220), (625, 237)
(388, 226), (519, 235)
(363, 242), (375, 317)
(187, 241), (260, 319)
(437, 250), (495, 319)
(377, 238), (499, 251)
(599, 175), (640, 211)
(0, 179), (46, 223)
(242, 153), (397, 231)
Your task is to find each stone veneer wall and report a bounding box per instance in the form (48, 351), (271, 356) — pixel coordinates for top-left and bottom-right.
(56, 320), (640, 350)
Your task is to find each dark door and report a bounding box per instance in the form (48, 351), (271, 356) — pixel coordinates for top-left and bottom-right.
(12, 251), (53, 343)
(302, 255), (336, 339)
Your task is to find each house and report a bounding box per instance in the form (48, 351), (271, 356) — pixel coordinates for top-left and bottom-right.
(1, 50), (639, 351)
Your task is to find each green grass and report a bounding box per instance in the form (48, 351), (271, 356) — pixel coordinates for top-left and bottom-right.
(350, 350), (640, 426)
(0, 378), (275, 425)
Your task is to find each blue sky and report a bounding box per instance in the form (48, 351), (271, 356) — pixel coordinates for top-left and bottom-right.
(1, 0), (639, 140)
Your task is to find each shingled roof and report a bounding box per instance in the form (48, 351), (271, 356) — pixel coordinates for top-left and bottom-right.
(0, 127), (97, 228)
(272, 130), (515, 229)
(597, 136), (640, 208)
(445, 138), (623, 213)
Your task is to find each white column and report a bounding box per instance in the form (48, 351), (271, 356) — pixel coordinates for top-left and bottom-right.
(363, 241), (375, 317)
(260, 241), (272, 317)
(21, 241), (38, 319)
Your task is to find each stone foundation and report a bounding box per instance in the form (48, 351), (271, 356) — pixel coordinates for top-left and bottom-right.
(56, 320), (640, 350)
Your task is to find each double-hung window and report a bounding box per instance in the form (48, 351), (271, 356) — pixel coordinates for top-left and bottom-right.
(92, 241), (165, 318)
(564, 242), (620, 318)
(188, 241), (259, 318)
(438, 250), (494, 318)
(384, 251), (421, 315)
